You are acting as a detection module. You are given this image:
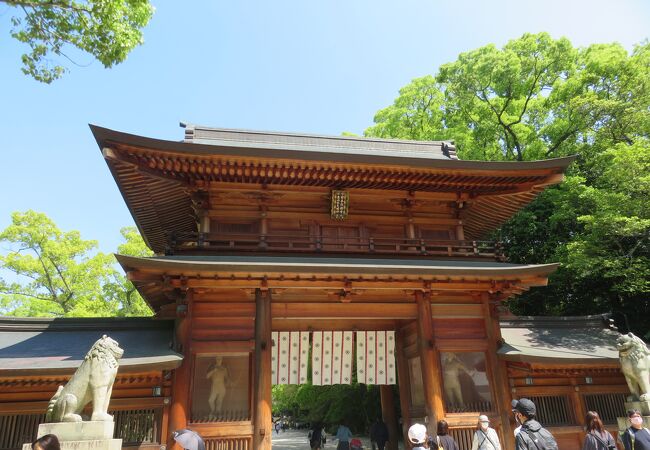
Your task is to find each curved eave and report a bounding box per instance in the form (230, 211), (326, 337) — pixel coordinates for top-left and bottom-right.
(91, 124), (576, 171)
(116, 254), (559, 278)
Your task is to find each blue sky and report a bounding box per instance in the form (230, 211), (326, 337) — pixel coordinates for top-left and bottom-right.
(0, 0), (649, 254)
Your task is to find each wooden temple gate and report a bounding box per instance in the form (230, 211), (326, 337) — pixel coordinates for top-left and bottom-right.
(0, 125), (628, 450)
(120, 255), (556, 450)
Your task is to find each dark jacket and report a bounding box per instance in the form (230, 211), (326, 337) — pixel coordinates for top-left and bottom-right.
(515, 419), (558, 450)
(436, 435), (460, 450)
(370, 421), (389, 444)
(620, 427), (650, 450)
(582, 430), (616, 450)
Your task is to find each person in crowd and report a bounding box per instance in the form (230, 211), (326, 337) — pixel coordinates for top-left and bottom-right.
(471, 415), (501, 450)
(621, 409), (650, 450)
(32, 435), (60, 450)
(512, 398), (558, 450)
(582, 411), (616, 450)
(408, 423), (429, 450)
(336, 423), (354, 450)
(370, 417), (390, 450)
(432, 420), (459, 450)
(309, 423), (326, 450)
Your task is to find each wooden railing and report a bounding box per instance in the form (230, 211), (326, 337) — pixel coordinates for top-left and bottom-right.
(0, 409), (161, 450)
(204, 437), (251, 450)
(583, 393), (627, 424)
(450, 427), (477, 450)
(167, 232), (505, 260)
(528, 395), (572, 426)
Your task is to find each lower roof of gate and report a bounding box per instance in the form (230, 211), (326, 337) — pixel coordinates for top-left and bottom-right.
(117, 254), (558, 275)
(116, 254), (558, 311)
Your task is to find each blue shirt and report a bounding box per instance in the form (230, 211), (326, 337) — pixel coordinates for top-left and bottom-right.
(336, 425), (353, 442)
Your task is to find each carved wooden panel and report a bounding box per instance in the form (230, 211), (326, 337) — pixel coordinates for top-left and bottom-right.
(204, 436), (251, 450)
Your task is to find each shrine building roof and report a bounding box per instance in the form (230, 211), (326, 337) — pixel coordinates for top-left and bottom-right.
(0, 317), (181, 376)
(498, 314), (620, 364)
(91, 125), (576, 253)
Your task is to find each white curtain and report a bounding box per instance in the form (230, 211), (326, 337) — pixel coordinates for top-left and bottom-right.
(356, 331), (396, 385)
(311, 331), (354, 385)
(271, 331), (309, 385)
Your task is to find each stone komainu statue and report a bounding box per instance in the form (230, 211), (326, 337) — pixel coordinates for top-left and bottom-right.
(46, 335), (124, 422)
(617, 332), (650, 401)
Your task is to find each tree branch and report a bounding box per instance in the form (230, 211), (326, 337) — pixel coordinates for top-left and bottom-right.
(0, 288), (54, 302)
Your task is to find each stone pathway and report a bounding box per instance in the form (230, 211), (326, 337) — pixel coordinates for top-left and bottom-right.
(271, 429), (402, 450)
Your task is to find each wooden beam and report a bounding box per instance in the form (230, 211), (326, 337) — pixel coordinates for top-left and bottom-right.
(271, 303), (417, 319)
(395, 329), (412, 445)
(171, 278), (521, 292)
(254, 288), (272, 450)
(168, 290), (192, 450)
(415, 291), (445, 433)
(381, 385), (399, 450)
(482, 297), (514, 450)
(272, 318), (397, 331)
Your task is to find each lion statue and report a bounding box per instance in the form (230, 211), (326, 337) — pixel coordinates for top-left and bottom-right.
(617, 332), (650, 401)
(46, 335), (124, 422)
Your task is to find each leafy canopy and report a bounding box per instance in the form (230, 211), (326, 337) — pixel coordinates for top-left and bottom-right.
(3, 0), (154, 83)
(0, 210), (152, 316)
(365, 33), (650, 335)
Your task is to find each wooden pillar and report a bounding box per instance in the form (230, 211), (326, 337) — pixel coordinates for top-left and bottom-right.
(168, 289), (193, 448)
(395, 329), (412, 445)
(482, 295), (514, 450)
(570, 378), (587, 425)
(259, 205), (268, 249)
(415, 291), (445, 433)
(455, 221), (465, 241)
(254, 288), (272, 450)
(191, 190), (210, 236)
(380, 385), (399, 450)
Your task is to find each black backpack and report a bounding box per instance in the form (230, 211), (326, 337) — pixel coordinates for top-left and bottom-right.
(523, 428), (559, 450)
(309, 429), (323, 445)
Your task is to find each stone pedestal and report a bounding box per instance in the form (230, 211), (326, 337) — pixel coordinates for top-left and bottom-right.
(22, 422), (122, 450)
(616, 401), (650, 433)
(626, 400), (650, 416)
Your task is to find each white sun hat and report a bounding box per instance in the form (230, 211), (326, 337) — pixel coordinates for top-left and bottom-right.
(408, 423), (427, 445)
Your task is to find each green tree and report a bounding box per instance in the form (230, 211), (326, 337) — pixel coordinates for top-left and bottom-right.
(0, 211), (152, 317)
(2, 0), (154, 83)
(365, 33), (650, 335)
(102, 226), (153, 316)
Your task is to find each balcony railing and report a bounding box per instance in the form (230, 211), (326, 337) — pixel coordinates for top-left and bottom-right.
(166, 232), (505, 261)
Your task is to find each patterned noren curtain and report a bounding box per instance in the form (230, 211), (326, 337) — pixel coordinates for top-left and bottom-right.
(356, 331), (396, 385)
(311, 331), (354, 385)
(271, 331), (309, 385)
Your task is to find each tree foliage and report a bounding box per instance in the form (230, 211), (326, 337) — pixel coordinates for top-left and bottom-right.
(0, 211), (152, 316)
(272, 383), (382, 433)
(3, 0), (154, 83)
(366, 33), (650, 335)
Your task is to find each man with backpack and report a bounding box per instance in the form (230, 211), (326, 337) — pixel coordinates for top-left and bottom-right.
(620, 409), (650, 450)
(511, 398), (559, 450)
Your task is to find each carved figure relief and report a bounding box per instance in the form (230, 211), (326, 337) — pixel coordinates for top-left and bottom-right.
(192, 355), (250, 422)
(46, 335), (124, 422)
(617, 332), (650, 401)
(442, 352), (475, 406)
(440, 352), (492, 413)
(206, 356), (230, 415)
